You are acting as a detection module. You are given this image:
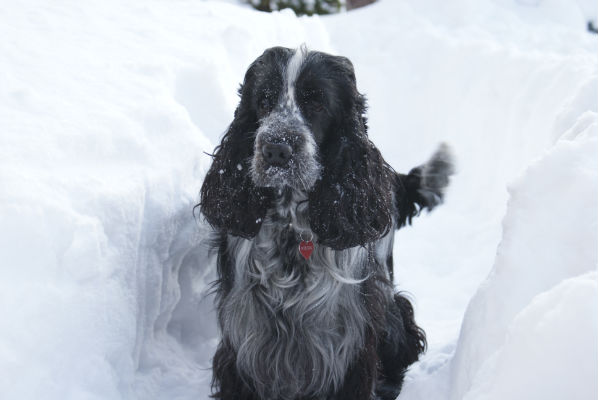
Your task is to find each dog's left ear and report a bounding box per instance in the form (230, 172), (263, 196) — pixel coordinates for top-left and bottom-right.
(308, 56), (394, 250)
(199, 79), (273, 238)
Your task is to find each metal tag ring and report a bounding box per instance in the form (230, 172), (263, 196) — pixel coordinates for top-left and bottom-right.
(299, 231), (313, 242)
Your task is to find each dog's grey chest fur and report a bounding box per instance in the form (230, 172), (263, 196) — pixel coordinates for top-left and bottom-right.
(220, 191), (370, 400)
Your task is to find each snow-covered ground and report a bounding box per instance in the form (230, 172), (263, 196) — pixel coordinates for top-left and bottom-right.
(0, 0), (596, 399)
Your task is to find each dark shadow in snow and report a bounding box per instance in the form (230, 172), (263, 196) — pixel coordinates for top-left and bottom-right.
(166, 239), (219, 353)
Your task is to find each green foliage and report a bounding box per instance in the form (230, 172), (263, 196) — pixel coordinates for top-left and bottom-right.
(247, 0), (343, 16)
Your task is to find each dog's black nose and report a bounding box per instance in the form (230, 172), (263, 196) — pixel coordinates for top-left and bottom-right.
(262, 142), (292, 166)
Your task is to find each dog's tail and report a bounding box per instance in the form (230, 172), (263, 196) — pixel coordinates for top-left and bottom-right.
(394, 143), (455, 229)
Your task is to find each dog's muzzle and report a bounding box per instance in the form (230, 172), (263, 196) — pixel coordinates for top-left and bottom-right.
(251, 111), (321, 191)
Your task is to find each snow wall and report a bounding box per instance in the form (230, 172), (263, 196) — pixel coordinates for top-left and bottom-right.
(0, 0), (596, 399)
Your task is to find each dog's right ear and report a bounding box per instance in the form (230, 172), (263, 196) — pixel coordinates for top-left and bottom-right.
(198, 92), (273, 239)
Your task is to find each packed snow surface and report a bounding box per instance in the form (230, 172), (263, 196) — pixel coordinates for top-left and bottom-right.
(0, 0), (596, 399)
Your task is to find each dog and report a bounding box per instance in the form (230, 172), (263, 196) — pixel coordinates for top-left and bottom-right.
(199, 46), (454, 400)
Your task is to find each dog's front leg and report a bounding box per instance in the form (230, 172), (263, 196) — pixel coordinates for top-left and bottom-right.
(329, 331), (378, 400)
(211, 340), (258, 400)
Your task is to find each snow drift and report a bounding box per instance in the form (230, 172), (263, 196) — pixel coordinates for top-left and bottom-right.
(0, 0), (596, 399)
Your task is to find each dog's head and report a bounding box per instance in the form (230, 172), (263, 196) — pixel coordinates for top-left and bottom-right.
(200, 46), (394, 250)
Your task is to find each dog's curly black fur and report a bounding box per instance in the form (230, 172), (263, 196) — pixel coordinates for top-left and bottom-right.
(199, 46), (454, 400)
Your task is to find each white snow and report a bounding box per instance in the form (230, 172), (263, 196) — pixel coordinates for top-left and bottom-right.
(0, 0), (596, 399)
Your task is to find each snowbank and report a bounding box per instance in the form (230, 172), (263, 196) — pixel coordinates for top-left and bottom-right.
(0, 1), (330, 398)
(0, 0), (596, 399)
(461, 271), (598, 400)
(450, 123), (598, 400)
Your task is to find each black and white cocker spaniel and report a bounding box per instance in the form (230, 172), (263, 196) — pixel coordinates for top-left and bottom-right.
(199, 46), (454, 400)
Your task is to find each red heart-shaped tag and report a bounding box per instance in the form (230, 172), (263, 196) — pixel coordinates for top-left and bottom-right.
(299, 240), (314, 260)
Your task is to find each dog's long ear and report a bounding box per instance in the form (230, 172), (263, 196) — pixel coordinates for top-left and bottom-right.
(394, 143), (455, 229)
(199, 70), (273, 238)
(308, 56), (394, 250)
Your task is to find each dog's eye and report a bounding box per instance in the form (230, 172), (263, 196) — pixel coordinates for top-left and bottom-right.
(300, 89), (325, 114)
(312, 102), (324, 113)
(257, 97), (271, 115)
(308, 100), (325, 113)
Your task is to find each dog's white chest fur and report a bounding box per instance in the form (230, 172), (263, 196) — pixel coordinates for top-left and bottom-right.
(220, 195), (370, 400)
